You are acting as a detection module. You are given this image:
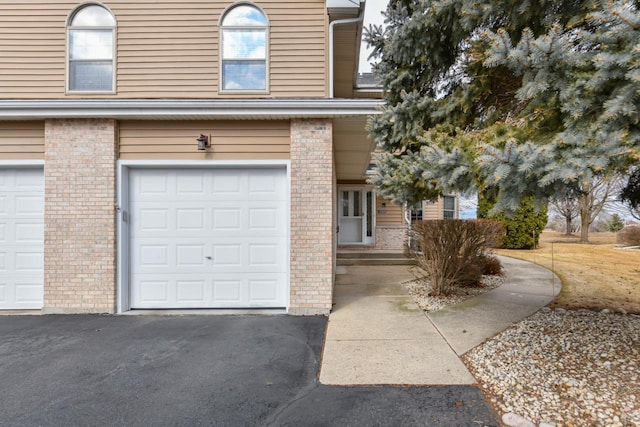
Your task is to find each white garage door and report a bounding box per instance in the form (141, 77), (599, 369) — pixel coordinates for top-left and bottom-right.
(0, 168), (44, 310)
(129, 168), (288, 309)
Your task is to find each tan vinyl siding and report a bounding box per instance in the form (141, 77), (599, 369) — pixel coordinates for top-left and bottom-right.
(0, 1), (326, 99)
(0, 122), (45, 160)
(119, 120), (290, 160)
(424, 196), (458, 220)
(375, 196), (404, 226)
(424, 200), (442, 220)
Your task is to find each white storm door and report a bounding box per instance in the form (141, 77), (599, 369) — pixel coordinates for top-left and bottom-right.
(129, 168), (288, 309)
(0, 168), (44, 310)
(338, 189), (374, 245)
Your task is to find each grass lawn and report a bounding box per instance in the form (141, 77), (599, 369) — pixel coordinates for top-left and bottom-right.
(496, 231), (640, 314)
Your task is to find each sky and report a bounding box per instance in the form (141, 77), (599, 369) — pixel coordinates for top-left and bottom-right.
(359, 0), (387, 73)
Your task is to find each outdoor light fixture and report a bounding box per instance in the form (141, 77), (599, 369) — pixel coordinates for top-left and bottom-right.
(197, 134), (210, 151)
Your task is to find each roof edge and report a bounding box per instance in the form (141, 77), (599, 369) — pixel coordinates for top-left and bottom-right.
(0, 98), (384, 120)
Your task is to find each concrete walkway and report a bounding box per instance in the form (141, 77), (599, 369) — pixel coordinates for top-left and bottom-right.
(319, 256), (561, 385)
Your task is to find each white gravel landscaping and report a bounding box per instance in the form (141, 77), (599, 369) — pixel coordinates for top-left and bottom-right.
(464, 308), (640, 427)
(404, 271), (639, 426)
(403, 275), (505, 312)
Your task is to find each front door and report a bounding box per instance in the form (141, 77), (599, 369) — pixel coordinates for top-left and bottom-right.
(338, 188), (374, 245)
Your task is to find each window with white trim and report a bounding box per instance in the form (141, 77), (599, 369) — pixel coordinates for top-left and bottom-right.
(443, 195), (456, 219)
(220, 4), (268, 92)
(67, 4), (116, 92)
(410, 201), (423, 222)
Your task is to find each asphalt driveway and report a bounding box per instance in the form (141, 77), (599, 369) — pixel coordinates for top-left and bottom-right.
(0, 315), (498, 426)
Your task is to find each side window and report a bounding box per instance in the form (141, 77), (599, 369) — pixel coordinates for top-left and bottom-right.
(220, 4), (268, 92)
(443, 196), (456, 219)
(67, 4), (116, 92)
(410, 201), (423, 222)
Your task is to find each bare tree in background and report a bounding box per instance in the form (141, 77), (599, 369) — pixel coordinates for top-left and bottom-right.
(575, 174), (625, 243)
(550, 190), (580, 236)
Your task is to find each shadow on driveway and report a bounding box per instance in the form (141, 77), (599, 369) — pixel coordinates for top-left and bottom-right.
(0, 315), (498, 426)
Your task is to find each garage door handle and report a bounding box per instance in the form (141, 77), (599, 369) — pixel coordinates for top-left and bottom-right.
(205, 256), (213, 260)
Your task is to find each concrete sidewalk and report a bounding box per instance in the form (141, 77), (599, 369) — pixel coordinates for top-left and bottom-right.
(319, 256), (561, 385)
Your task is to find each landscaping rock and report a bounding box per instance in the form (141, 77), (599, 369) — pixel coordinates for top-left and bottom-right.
(465, 310), (640, 427)
(502, 412), (536, 427)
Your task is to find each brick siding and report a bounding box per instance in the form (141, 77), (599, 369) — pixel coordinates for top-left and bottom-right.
(43, 119), (117, 313)
(289, 119), (334, 315)
(374, 226), (407, 250)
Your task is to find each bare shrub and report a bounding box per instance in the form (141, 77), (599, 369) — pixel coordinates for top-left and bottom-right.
(479, 254), (503, 276)
(617, 225), (640, 246)
(408, 220), (505, 296)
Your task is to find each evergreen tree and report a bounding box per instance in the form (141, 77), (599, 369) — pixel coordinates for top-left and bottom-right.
(478, 191), (547, 249)
(366, 0), (640, 220)
(621, 167), (640, 220)
(607, 214), (625, 232)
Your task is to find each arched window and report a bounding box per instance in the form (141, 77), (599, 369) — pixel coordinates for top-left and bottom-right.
(67, 4), (116, 92)
(220, 4), (268, 92)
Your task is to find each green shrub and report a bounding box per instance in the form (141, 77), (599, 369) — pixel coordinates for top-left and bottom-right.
(478, 192), (548, 249)
(607, 214), (625, 232)
(408, 219), (505, 296)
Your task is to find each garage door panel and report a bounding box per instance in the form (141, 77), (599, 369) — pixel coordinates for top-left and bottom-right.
(212, 244), (242, 267)
(247, 171), (287, 199)
(133, 204), (285, 237)
(0, 277), (43, 309)
(15, 220), (44, 243)
(176, 170), (207, 195)
(138, 208), (170, 231)
(212, 172), (242, 195)
(15, 171), (43, 189)
(176, 280), (208, 303)
(0, 219), (44, 243)
(176, 244), (207, 267)
(0, 168), (44, 310)
(14, 282), (43, 304)
(137, 171), (171, 195)
(138, 244), (171, 268)
(249, 279), (281, 303)
(130, 167), (288, 309)
(212, 207), (242, 231)
(15, 195), (43, 215)
(176, 208), (206, 231)
(14, 250), (43, 271)
(137, 280), (170, 304)
(133, 239), (287, 274)
(133, 274), (287, 308)
(213, 280), (242, 303)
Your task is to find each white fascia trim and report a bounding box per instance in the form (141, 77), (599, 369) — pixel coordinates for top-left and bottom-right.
(118, 159), (290, 167)
(0, 160), (45, 166)
(0, 99), (383, 121)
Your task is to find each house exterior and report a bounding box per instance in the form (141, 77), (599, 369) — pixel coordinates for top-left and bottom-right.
(339, 74), (461, 250)
(0, 0), (383, 315)
(0, 1), (454, 316)
(337, 185), (460, 250)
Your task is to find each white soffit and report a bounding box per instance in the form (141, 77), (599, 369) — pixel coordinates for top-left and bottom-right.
(0, 99), (383, 121)
(327, 0), (362, 19)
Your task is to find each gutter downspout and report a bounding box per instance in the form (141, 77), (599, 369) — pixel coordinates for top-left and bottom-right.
(328, 6), (365, 98)
(404, 202), (412, 249)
